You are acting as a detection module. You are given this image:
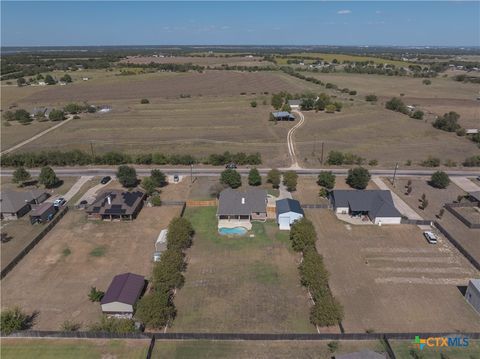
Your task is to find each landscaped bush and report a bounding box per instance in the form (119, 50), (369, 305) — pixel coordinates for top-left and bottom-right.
(430, 171), (450, 189)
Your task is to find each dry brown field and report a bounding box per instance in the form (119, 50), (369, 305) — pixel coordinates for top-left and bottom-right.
(1, 206), (182, 330)
(120, 55), (270, 67)
(306, 209), (480, 332)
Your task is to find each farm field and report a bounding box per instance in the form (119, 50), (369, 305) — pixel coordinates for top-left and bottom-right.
(120, 55), (271, 67)
(295, 102), (478, 168)
(1, 338), (149, 359)
(305, 209), (480, 332)
(173, 206), (315, 333)
(277, 52), (409, 67)
(152, 339), (386, 359)
(1, 206), (182, 330)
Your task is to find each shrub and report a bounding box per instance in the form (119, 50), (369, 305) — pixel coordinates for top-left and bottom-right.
(327, 151), (345, 165)
(64, 103), (84, 114)
(422, 79), (432, 85)
(89, 317), (137, 333)
(116, 165), (137, 187)
(150, 194), (162, 206)
(250, 101), (257, 108)
(140, 98), (150, 104)
(88, 287), (105, 302)
(456, 128), (466, 136)
(135, 292), (176, 329)
(267, 168), (281, 188)
(248, 168), (262, 186)
(385, 97), (408, 114)
(421, 157), (440, 167)
(220, 169), (242, 189)
(319, 188), (328, 198)
(365, 94), (377, 102)
(325, 104), (336, 113)
(283, 171), (298, 192)
(411, 110), (424, 120)
(463, 155), (480, 167)
(348, 90), (357, 96)
(368, 159), (378, 166)
(60, 320), (81, 332)
(0, 307), (33, 335)
(346, 167), (371, 190)
(49, 109), (65, 121)
(317, 171), (335, 189)
(430, 171), (450, 189)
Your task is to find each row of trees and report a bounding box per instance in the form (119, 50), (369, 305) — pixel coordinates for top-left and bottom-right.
(290, 219), (344, 326)
(12, 166), (59, 188)
(385, 97), (424, 120)
(326, 151), (378, 167)
(3, 108), (65, 124)
(135, 217), (194, 329)
(218, 168), (298, 192)
(1, 150), (262, 168)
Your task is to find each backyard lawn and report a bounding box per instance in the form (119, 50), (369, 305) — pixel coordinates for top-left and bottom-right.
(172, 206), (314, 333)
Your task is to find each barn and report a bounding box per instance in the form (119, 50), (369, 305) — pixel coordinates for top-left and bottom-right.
(276, 198), (304, 230)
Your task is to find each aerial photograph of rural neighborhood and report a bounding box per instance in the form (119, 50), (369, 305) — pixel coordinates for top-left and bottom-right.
(0, 1), (479, 358)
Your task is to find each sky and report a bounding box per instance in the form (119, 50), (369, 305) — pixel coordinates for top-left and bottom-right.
(1, 1), (479, 47)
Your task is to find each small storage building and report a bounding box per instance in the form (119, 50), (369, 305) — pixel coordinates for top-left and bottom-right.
(101, 273), (145, 318)
(465, 279), (480, 314)
(30, 202), (56, 224)
(276, 198), (304, 230)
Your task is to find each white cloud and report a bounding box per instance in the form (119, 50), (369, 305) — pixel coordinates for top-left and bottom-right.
(337, 9), (351, 15)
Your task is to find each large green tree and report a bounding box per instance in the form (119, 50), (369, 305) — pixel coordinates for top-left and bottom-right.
(220, 169), (242, 189)
(12, 167), (31, 187)
(267, 168), (281, 188)
(317, 171), (335, 189)
(49, 109), (65, 121)
(116, 165), (138, 188)
(430, 171), (450, 189)
(150, 169), (167, 187)
(38, 166), (59, 188)
(248, 168), (262, 186)
(44, 74), (56, 85)
(346, 167), (371, 190)
(135, 292), (176, 329)
(283, 171), (298, 192)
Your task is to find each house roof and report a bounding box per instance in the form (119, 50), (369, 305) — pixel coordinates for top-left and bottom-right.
(0, 190), (46, 213)
(288, 99), (301, 106)
(276, 198), (304, 216)
(335, 350), (386, 359)
(217, 188), (267, 216)
(468, 191), (480, 202)
(469, 279), (480, 292)
(86, 189), (145, 216)
(272, 111), (295, 119)
(331, 190), (401, 218)
(101, 272), (145, 306)
(30, 202), (54, 217)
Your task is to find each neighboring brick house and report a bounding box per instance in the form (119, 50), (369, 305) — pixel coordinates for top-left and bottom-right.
(0, 189), (48, 220)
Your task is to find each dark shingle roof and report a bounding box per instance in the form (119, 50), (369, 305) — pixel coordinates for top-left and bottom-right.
(469, 191), (480, 202)
(30, 202), (54, 216)
(276, 198), (304, 217)
(101, 272), (145, 305)
(331, 190), (401, 218)
(0, 189), (46, 213)
(217, 188), (267, 216)
(86, 189), (145, 216)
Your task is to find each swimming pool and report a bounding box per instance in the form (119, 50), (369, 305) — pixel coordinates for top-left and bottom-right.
(218, 227), (248, 236)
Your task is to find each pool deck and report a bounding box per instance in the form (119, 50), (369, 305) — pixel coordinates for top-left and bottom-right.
(218, 219), (252, 230)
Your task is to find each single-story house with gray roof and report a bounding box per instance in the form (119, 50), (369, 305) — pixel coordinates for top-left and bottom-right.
(276, 198), (304, 230)
(330, 190), (402, 225)
(0, 189), (49, 220)
(217, 188), (267, 229)
(271, 111), (295, 121)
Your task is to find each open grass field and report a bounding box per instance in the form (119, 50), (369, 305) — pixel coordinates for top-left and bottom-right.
(152, 339), (386, 359)
(295, 102), (478, 168)
(390, 339), (480, 359)
(173, 206), (315, 333)
(276, 52), (409, 67)
(1, 206), (182, 330)
(305, 209), (480, 332)
(1, 338), (149, 359)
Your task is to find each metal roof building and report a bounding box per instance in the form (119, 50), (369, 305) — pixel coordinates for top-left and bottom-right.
(276, 198), (304, 230)
(101, 273), (145, 318)
(271, 111), (295, 121)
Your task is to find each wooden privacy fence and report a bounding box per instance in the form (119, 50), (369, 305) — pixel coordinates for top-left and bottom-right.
(186, 199), (217, 207)
(1, 206), (69, 279)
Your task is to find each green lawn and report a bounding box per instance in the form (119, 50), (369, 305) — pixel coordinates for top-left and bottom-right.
(1, 339), (149, 359)
(390, 339), (480, 359)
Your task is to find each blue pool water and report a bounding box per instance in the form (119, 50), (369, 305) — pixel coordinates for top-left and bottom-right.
(218, 227), (248, 236)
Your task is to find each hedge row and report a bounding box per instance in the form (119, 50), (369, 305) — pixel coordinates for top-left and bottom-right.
(1, 150), (262, 167)
(290, 218), (344, 327)
(135, 217), (194, 329)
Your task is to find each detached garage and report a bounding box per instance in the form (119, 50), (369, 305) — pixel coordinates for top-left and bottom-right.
(101, 272), (145, 318)
(276, 198), (304, 230)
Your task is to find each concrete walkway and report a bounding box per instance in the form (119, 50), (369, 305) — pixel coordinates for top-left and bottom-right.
(372, 176), (423, 220)
(451, 177), (480, 193)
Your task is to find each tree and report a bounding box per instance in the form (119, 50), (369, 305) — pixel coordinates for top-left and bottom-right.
(411, 110), (424, 120)
(430, 171), (450, 189)
(385, 97), (408, 114)
(317, 171), (335, 189)
(346, 167), (371, 190)
(140, 98), (150, 104)
(116, 165), (137, 187)
(135, 291), (176, 329)
(141, 176), (156, 195)
(220, 169), (242, 189)
(88, 287), (104, 302)
(248, 168), (261, 186)
(437, 208), (445, 219)
(151, 169), (167, 187)
(14, 109), (32, 124)
(44, 74), (56, 85)
(271, 93), (284, 110)
(0, 307), (33, 335)
(60, 74), (72, 83)
(250, 101), (257, 108)
(16, 77), (26, 87)
(333, 102), (343, 112)
(283, 171), (298, 192)
(38, 166), (59, 188)
(300, 98), (315, 111)
(12, 167), (31, 187)
(420, 194), (429, 210)
(310, 296), (344, 327)
(49, 109), (65, 121)
(267, 168), (281, 188)
(64, 103), (83, 114)
(433, 112), (461, 132)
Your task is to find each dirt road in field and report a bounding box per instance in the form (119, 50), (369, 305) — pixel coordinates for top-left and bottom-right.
(287, 110), (305, 168)
(1, 115), (74, 155)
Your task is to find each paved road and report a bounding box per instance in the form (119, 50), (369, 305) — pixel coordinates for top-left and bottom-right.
(1, 115), (75, 155)
(1, 167), (479, 178)
(451, 176), (480, 193)
(287, 110), (305, 168)
(372, 176), (423, 220)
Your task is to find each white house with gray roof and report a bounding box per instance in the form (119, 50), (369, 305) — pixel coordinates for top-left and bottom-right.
(216, 188), (267, 230)
(330, 190), (402, 225)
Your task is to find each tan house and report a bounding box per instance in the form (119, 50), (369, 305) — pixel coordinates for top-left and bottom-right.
(0, 190), (48, 220)
(216, 188), (267, 230)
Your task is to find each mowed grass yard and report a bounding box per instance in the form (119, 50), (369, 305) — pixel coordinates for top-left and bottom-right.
(306, 209), (480, 333)
(1, 339), (149, 359)
(390, 340), (480, 359)
(173, 206), (315, 333)
(152, 340), (386, 359)
(1, 206), (182, 330)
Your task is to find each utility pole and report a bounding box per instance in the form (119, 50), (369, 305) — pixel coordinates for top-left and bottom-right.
(392, 162), (399, 187)
(190, 163), (193, 184)
(320, 142), (324, 165)
(90, 141), (95, 159)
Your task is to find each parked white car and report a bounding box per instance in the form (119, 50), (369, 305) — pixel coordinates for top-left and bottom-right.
(53, 197), (66, 207)
(423, 231), (438, 244)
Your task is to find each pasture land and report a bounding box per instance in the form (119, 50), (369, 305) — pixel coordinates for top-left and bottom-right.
(152, 340), (386, 359)
(305, 209), (480, 332)
(173, 206), (315, 333)
(1, 206), (182, 330)
(390, 339), (480, 359)
(1, 338), (149, 359)
(276, 52), (409, 67)
(120, 55), (271, 67)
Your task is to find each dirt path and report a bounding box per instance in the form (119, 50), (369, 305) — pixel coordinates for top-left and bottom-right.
(1, 115), (74, 155)
(287, 110), (305, 168)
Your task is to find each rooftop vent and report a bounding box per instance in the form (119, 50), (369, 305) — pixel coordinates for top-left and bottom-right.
(241, 197), (245, 204)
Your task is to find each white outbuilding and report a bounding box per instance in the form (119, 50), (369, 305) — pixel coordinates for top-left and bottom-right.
(276, 198), (304, 230)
